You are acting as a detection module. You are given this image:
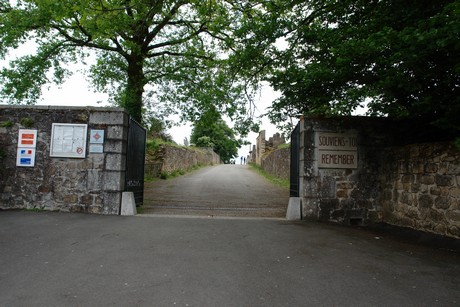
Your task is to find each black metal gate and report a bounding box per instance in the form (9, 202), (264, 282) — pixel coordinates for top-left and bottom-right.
(125, 117), (146, 206)
(290, 122), (300, 197)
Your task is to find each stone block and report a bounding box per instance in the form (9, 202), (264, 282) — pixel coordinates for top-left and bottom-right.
(81, 194), (93, 205)
(451, 188), (460, 199)
(89, 110), (128, 125)
(102, 192), (122, 214)
(430, 186), (441, 195)
(102, 171), (124, 191)
(105, 153), (126, 171)
(434, 196), (450, 210)
(104, 139), (126, 154)
(336, 189), (348, 198)
(106, 125), (127, 141)
(337, 182), (353, 189)
(90, 154), (105, 169)
(88, 206), (103, 214)
(401, 175), (414, 183)
(424, 163), (438, 173)
(87, 170), (102, 191)
(447, 226), (460, 238)
(435, 175), (453, 187)
(446, 210), (460, 223)
(433, 224), (447, 234)
(418, 194), (433, 208)
(419, 175), (435, 185)
(63, 194), (78, 204)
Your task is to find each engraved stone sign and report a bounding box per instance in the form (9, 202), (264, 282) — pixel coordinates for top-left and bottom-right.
(316, 132), (358, 169)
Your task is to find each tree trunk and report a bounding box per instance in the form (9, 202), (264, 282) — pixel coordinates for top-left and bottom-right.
(124, 57), (145, 123)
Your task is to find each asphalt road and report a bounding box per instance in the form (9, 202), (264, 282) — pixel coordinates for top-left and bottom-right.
(0, 211), (459, 306)
(143, 164), (289, 217)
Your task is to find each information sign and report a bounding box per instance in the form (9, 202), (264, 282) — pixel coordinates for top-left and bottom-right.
(316, 132), (358, 169)
(16, 148), (36, 167)
(50, 123), (87, 158)
(89, 129), (104, 153)
(18, 129), (37, 148)
(16, 129), (38, 167)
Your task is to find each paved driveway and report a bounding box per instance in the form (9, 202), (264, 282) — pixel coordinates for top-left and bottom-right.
(0, 211), (459, 306)
(143, 164), (289, 217)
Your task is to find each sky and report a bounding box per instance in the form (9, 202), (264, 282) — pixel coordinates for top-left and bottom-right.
(0, 57), (283, 162)
(1, 0), (288, 163)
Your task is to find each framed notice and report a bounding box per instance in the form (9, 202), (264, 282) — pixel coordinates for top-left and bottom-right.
(50, 123), (88, 158)
(316, 132), (358, 169)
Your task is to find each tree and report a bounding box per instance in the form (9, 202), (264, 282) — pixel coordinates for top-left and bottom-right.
(0, 0), (255, 125)
(145, 115), (173, 142)
(190, 107), (239, 163)
(229, 0), (460, 131)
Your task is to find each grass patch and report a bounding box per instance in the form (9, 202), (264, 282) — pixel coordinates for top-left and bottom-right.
(144, 174), (160, 182)
(0, 120), (13, 128)
(248, 163), (290, 189)
(278, 143), (291, 149)
(157, 163), (207, 180)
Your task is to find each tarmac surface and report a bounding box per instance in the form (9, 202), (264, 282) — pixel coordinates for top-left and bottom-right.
(143, 164), (289, 217)
(1, 211), (459, 306)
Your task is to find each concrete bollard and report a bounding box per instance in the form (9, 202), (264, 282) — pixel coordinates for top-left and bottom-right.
(120, 192), (137, 216)
(286, 197), (301, 220)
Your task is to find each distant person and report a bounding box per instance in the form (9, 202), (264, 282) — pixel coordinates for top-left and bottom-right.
(240, 156), (243, 164)
(243, 157), (246, 164)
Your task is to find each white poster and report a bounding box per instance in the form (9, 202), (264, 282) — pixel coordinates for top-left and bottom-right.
(50, 123), (88, 158)
(16, 129), (38, 167)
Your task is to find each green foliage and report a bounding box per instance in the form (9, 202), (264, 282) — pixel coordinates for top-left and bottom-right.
(159, 167), (193, 180)
(0, 0), (258, 128)
(230, 0), (460, 133)
(145, 116), (173, 143)
(0, 148), (6, 161)
(190, 107), (240, 163)
(20, 117), (34, 128)
(277, 143), (290, 150)
(248, 163), (289, 190)
(454, 138), (460, 151)
(0, 120), (13, 127)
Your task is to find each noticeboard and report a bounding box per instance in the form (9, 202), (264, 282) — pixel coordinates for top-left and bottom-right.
(316, 132), (358, 169)
(50, 123), (88, 158)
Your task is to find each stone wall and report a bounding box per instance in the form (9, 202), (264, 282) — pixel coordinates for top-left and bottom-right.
(299, 117), (391, 224)
(381, 142), (460, 238)
(261, 147), (290, 180)
(0, 105), (129, 214)
(145, 144), (219, 177)
(295, 116), (460, 238)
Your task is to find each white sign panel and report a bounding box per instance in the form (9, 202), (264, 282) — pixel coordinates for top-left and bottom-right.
(317, 132), (358, 169)
(50, 123), (88, 158)
(16, 129), (38, 167)
(16, 148), (36, 167)
(18, 129), (38, 148)
(90, 129), (104, 144)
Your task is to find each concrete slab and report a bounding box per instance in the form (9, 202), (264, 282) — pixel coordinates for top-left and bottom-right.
(120, 191), (136, 215)
(286, 197), (301, 220)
